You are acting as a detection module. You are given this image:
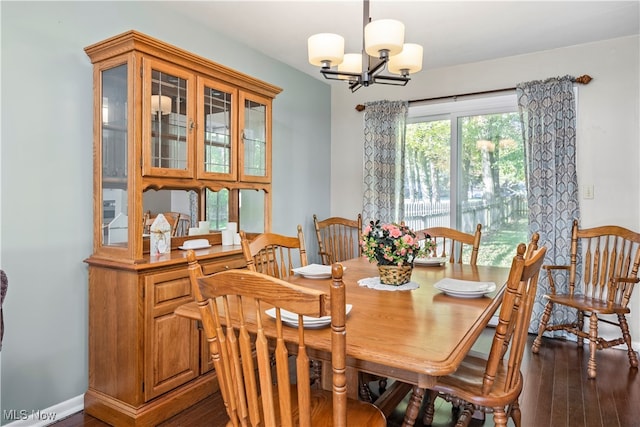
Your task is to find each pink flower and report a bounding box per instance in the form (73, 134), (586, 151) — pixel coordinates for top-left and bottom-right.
(402, 234), (414, 244)
(388, 226), (402, 238)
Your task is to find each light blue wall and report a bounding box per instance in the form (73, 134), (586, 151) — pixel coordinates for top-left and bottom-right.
(0, 1), (330, 419)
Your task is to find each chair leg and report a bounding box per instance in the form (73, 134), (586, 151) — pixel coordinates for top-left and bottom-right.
(310, 359), (322, 388)
(577, 310), (585, 346)
(378, 377), (388, 394)
(587, 313), (598, 379)
(357, 371), (373, 402)
(454, 404), (474, 427)
(532, 301), (553, 353)
(422, 389), (438, 426)
(510, 400), (521, 427)
(618, 313), (639, 369)
(492, 407), (508, 427)
(402, 386), (425, 427)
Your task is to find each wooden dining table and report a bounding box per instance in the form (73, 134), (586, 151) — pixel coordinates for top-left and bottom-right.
(175, 256), (511, 424)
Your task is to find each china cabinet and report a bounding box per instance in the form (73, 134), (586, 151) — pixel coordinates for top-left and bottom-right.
(84, 31), (281, 426)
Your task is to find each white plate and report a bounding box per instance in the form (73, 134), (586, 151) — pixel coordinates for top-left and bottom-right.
(436, 288), (496, 298)
(434, 278), (496, 298)
(292, 264), (346, 279)
(178, 244), (212, 250)
(265, 304), (353, 328)
(435, 278), (496, 292)
(414, 257), (447, 266)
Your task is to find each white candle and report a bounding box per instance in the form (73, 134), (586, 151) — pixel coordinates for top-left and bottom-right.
(222, 230), (234, 246)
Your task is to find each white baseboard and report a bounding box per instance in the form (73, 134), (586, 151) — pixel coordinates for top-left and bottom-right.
(3, 394), (83, 426)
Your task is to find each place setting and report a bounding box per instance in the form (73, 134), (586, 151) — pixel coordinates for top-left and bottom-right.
(433, 278), (497, 298)
(265, 304), (353, 329)
(292, 263), (346, 279)
(413, 256), (448, 267)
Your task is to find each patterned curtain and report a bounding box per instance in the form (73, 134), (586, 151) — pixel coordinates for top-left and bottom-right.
(362, 100), (408, 224)
(189, 190), (199, 230)
(516, 75), (580, 337)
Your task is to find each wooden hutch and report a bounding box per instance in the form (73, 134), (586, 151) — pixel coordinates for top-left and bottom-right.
(84, 31), (281, 426)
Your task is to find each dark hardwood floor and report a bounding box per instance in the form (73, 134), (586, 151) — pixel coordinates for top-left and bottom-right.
(52, 332), (640, 427)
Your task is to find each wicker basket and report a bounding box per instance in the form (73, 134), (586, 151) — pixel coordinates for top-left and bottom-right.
(378, 264), (413, 285)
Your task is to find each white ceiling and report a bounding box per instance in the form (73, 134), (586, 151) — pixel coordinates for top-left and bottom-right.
(164, 0), (639, 80)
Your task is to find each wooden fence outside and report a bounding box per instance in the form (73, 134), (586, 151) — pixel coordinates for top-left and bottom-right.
(403, 196), (528, 233)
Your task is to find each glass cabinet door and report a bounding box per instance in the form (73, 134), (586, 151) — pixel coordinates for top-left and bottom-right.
(197, 77), (237, 180)
(142, 58), (195, 178)
(100, 62), (129, 247)
(239, 91), (271, 183)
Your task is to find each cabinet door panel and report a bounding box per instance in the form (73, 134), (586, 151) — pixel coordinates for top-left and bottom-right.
(239, 91), (272, 183)
(144, 270), (199, 400)
(147, 312), (199, 399)
(197, 77), (238, 181)
(142, 58), (195, 178)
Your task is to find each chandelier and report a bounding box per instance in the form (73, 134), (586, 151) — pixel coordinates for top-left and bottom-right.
(307, 0), (423, 92)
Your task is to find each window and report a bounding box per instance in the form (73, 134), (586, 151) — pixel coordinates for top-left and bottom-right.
(405, 94), (528, 266)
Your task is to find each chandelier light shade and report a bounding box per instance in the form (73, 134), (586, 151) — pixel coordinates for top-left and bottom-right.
(307, 33), (345, 67)
(338, 53), (363, 78)
(364, 19), (405, 58)
(307, 0), (423, 92)
(388, 43), (423, 75)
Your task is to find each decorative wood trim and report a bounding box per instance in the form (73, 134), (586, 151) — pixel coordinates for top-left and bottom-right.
(85, 30), (282, 98)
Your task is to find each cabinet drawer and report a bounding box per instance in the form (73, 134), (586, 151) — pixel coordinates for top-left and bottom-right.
(202, 257), (246, 275)
(145, 270), (193, 317)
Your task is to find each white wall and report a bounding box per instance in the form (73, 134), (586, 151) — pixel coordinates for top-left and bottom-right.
(330, 35), (640, 341)
(0, 1), (331, 421)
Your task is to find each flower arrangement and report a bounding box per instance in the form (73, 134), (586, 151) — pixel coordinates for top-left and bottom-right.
(360, 220), (434, 266)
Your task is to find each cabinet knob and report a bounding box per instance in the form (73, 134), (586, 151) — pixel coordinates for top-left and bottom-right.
(224, 265), (230, 270)
(189, 119), (195, 131)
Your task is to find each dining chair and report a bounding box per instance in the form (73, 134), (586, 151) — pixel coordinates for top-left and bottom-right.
(239, 226), (328, 384)
(411, 237), (547, 427)
(240, 225), (308, 279)
(532, 219), (640, 379)
(313, 214), (392, 400)
(186, 251), (387, 427)
(313, 214), (362, 265)
(415, 224), (482, 265)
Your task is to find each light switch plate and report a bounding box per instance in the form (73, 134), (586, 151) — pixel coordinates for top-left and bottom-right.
(583, 185), (594, 199)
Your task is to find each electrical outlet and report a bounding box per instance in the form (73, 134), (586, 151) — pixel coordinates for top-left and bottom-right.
(583, 185), (594, 199)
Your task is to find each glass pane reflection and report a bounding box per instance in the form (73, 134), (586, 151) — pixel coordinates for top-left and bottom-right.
(151, 69), (188, 170)
(203, 86), (232, 173)
(101, 64), (128, 247)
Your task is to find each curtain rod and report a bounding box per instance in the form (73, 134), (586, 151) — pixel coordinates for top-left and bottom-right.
(354, 74), (592, 112)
